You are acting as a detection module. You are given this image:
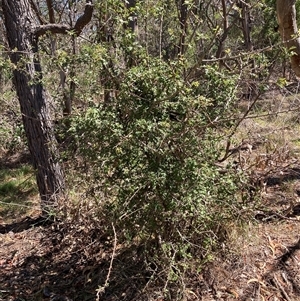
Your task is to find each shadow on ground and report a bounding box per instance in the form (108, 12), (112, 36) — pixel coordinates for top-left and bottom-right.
(265, 167), (300, 186)
(0, 151), (31, 169)
(0, 216), (53, 234)
(0, 220), (152, 301)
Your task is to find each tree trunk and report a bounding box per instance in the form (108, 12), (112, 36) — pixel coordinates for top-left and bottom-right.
(277, 0), (300, 77)
(2, 0), (65, 212)
(238, 0), (253, 52)
(176, 0), (188, 57)
(127, 0), (138, 35)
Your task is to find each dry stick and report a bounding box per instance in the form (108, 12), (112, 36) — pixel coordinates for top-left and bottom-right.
(268, 212), (300, 223)
(218, 86), (262, 162)
(273, 275), (292, 301)
(217, 100), (300, 162)
(218, 49), (281, 163)
(186, 32), (296, 88)
(197, 102), (300, 134)
(202, 35), (298, 64)
(0, 201), (40, 209)
(96, 223), (117, 301)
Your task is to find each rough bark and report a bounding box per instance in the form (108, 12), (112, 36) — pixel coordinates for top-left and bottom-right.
(216, 0), (234, 70)
(63, 35), (77, 116)
(277, 0), (300, 77)
(2, 0), (65, 211)
(35, 24), (70, 37)
(177, 0), (188, 56)
(238, 0), (252, 51)
(46, 0), (55, 23)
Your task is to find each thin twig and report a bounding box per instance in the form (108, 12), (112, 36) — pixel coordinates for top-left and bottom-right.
(270, 213), (300, 223)
(0, 201), (39, 209)
(96, 223), (117, 301)
(273, 275), (292, 301)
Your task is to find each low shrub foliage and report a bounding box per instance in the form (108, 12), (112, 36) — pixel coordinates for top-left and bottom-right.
(69, 58), (244, 295)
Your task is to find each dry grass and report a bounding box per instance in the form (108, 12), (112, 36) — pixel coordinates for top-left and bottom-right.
(202, 88), (300, 300)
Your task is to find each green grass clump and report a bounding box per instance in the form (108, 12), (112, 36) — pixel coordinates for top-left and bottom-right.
(0, 165), (38, 221)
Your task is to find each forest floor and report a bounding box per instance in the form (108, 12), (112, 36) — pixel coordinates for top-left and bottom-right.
(1, 89), (300, 301)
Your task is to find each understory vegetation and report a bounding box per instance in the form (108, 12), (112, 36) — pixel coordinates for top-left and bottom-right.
(67, 58), (244, 284)
(1, 0), (300, 300)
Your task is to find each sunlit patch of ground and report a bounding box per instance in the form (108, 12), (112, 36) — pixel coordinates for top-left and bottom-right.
(0, 152), (40, 223)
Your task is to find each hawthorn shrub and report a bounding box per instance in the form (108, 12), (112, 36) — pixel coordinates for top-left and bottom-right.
(69, 58), (244, 294)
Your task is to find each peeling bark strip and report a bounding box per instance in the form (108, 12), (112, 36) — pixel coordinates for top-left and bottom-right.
(277, 0), (300, 77)
(46, 0), (55, 24)
(2, 0), (65, 210)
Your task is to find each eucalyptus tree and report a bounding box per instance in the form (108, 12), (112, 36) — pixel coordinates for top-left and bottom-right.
(276, 0), (300, 77)
(1, 0), (93, 213)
